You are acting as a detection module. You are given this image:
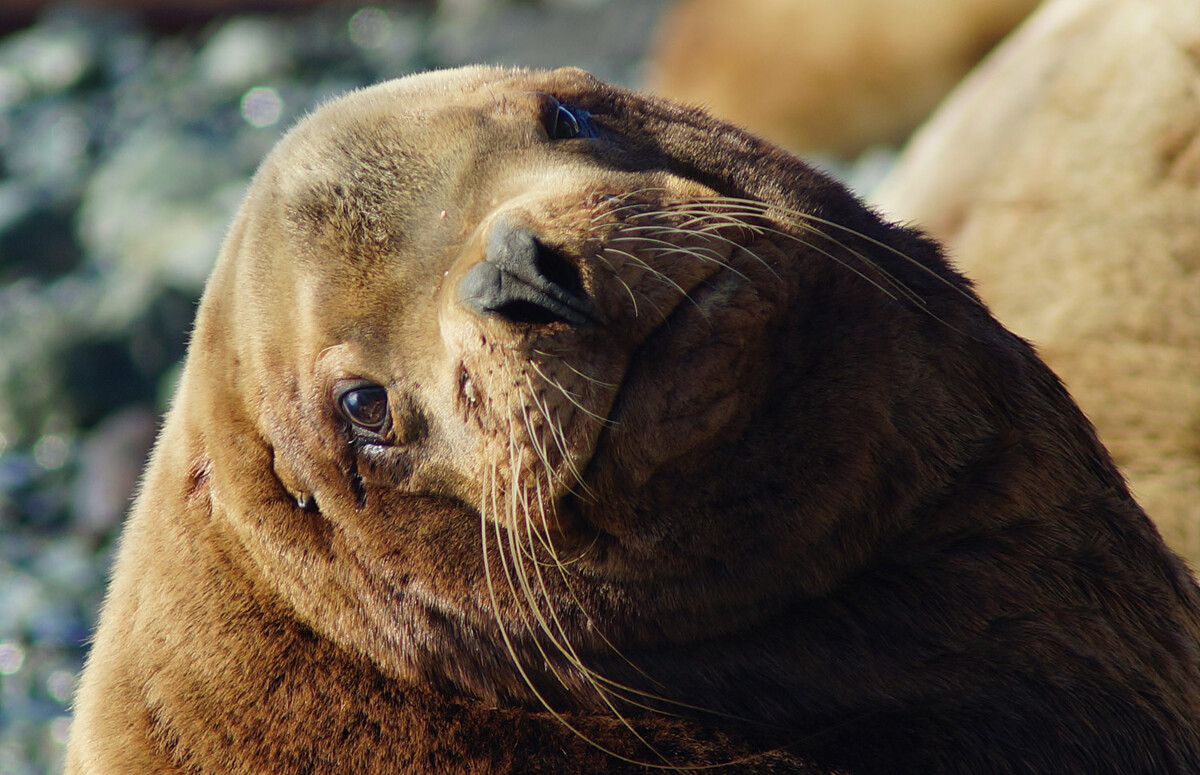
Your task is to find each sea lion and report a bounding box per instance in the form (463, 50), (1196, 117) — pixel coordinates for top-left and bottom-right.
(66, 65), (1200, 774)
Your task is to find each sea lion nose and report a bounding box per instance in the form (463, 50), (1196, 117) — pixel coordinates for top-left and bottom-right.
(457, 220), (594, 326)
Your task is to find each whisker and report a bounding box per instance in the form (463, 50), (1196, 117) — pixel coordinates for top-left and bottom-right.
(523, 375), (596, 500)
(586, 187), (676, 224)
(656, 199), (917, 304)
(475, 370), (795, 770)
(601, 246), (693, 298)
(600, 247), (710, 326)
(598, 247), (677, 321)
(531, 351), (619, 389)
(528, 360), (616, 428)
(619, 210), (781, 283)
(510, 485), (687, 768)
(651, 196), (984, 334)
(481, 435), (705, 770)
(592, 249), (645, 318)
(685, 195), (983, 307)
(607, 232), (752, 284)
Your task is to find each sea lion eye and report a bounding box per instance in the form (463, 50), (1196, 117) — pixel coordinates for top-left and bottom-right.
(338, 384), (390, 433)
(550, 103), (581, 140)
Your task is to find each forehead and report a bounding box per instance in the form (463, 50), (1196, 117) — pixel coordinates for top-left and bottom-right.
(278, 67), (590, 157)
(261, 68), (603, 219)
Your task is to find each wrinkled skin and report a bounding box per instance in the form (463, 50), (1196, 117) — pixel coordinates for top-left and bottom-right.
(67, 67), (1200, 775)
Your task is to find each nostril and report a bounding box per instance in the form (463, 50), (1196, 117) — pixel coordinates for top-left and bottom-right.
(456, 219), (595, 327)
(532, 243), (586, 301)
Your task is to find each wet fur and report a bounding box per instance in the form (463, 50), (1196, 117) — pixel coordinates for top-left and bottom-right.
(67, 67), (1200, 774)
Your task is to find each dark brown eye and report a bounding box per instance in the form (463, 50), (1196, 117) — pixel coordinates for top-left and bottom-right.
(542, 95), (596, 141)
(550, 103), (581, 140)
(339, 385), (389, 433)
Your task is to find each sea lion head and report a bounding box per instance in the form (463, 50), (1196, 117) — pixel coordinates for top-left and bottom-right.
(178, 65), (1124, 717)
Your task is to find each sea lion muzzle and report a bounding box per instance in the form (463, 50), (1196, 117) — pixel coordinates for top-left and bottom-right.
(458, 218), (595, 327)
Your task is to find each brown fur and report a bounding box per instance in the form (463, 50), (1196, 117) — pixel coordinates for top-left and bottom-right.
(67, 66), (1200, 774)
